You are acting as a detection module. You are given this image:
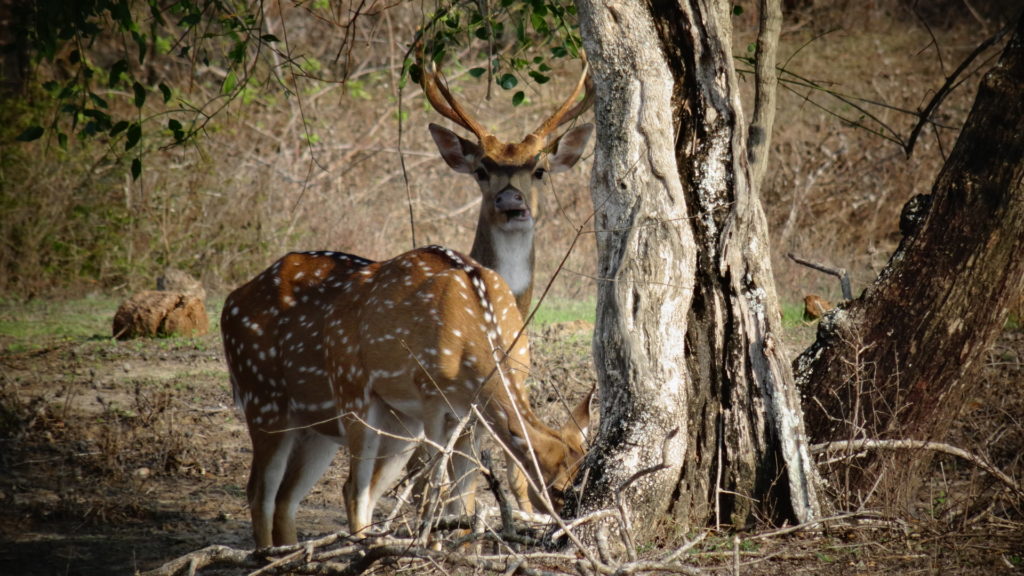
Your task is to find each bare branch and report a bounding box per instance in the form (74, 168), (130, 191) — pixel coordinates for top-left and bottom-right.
(811, 438), (1024, 499)
(748, 0), (782, 190)
(905, 24), (1012, 157)
(787, 252), (853, 301)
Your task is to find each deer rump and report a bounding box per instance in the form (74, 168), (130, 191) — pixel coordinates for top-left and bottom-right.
(223, 245), (588, 546)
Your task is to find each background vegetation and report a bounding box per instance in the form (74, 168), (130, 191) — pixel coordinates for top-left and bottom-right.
(1, 1), (1022, 574)
(1, 0), (1013, 316)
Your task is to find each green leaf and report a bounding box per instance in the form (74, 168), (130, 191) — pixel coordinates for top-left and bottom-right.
(528, 70), (550, 84)
(468, 67), (487, 78)
(88, 92), (108, 109)
(733, 4), (744, 16)
(133, 82), (146, 108)
(407, 62), (422, 86)
(16, 125), (44, 141)
(228, 41), (246, 64)
(110, 120), (130, 137)
(125, 123), (142, 151)
(133, 30), (147, 64)
(57, 132), (67, 150)
(498, 73), (518, 90)
(261, 34), (279, 43)
(512, 91), (525, 106)
(222, 71), (237, 95)
(168, 118), (186, 142)
(109, 59), (129, 88)
(82, 108), (112, 130)
(531, 11), (549, 34)
(131, 158), (142, 180)
(159, 83), (172, 103)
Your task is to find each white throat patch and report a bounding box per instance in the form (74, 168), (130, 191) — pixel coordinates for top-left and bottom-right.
(490, 228), (533, 297)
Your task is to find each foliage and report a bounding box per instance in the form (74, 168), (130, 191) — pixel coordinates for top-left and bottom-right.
(410, 0), (582, 107)
(14, 0), (274, 178)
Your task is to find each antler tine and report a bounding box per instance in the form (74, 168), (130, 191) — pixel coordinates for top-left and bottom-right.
(421, 61), (491, 142)
(532, 58), (592, 140)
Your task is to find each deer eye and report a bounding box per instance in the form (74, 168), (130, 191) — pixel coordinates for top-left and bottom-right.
(533, 167), (547, 180)
(473, 168), (489, 182)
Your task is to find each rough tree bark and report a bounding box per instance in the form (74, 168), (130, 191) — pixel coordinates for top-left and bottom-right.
(796, 13), (1024, 504)
(573, 0), (819, 540)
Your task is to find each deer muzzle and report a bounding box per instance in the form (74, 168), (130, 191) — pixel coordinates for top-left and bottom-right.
(495, 188), (531, 224)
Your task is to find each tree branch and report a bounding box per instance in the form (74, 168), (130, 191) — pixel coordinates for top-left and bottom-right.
(748, 0), (782, 190)
(811, 438), (1024, 499)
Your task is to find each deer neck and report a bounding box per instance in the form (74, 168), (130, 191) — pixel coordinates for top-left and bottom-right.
(480, 386), (562, 469)
(470, 223), (535, 314)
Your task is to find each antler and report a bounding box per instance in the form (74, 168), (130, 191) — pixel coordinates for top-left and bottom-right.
(421, 61), (492, 144)
(531, 57), (592, 141)
(421, 54), (592, 162)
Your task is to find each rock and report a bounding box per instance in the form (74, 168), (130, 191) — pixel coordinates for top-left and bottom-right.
(112, 291), (209, 339)
(803, 294), (833, 322)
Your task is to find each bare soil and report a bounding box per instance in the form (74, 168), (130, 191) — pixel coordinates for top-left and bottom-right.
(0, 315), (1021, 575)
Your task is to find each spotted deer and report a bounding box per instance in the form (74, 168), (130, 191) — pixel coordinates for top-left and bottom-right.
(223, 247), (590, 546)
(421, 60), (593, 316)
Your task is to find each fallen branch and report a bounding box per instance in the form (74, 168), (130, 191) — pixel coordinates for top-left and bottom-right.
(811, 438), (1024, 499)
(139, 544), (259, 576)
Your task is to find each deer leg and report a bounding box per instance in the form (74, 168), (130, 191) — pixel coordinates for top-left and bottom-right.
(345, 401), (421, 535)
(445, 427), (482, 519)
(247, 428), (296, 548)
(272, 431), (339, 545)
(505, 456), (534, 513)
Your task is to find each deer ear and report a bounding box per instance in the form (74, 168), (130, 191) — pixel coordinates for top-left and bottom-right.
(548, 123), (593, 174)
(429, 123), (482, 174)
(562, 387), (594, 444)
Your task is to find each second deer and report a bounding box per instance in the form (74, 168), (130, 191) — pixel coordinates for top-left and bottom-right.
(422, 59), (593, 316)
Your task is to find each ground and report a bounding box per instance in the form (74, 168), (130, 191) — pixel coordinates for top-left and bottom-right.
(0, 301), (1021, 575)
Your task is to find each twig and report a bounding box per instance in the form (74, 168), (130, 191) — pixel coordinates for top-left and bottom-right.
(482, 450), (517, 537)
(904, 24), (1011, 157)
(787, 252), (852, 300)
(139, 545), (259, 576)
(811, 438), (1024, 499)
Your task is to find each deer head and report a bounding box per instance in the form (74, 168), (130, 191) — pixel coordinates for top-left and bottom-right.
(422, 59), (594, 315)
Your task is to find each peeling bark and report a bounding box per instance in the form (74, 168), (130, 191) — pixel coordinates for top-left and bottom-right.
(574, 0), (818, 539)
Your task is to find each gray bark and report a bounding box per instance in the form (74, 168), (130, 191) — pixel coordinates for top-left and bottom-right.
(575, 0), (819, 538)
(574, 1), (695, 530)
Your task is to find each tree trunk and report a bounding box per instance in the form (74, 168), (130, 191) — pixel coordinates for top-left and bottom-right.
(574, 0), (819, 541)
(796, 13), (1024, 506)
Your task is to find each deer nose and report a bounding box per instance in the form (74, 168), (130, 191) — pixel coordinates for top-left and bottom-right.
(495, 188), (527, 211)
